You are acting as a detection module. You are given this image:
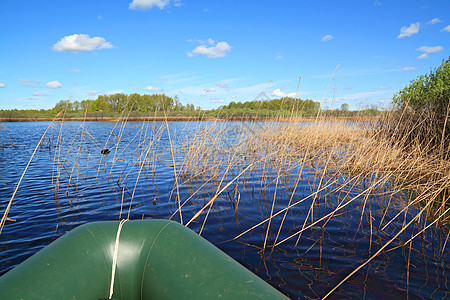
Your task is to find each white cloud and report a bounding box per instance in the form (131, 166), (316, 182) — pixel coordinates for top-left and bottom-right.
(321, 35), (333, 42)
(397, 22), (420, 38)
(378, 86), (391, 90)
(204, 87), (215, 93)
(19, 78), (33, 82)
(214, 81), (229, 89)
(271, 89), (285, 97)
(417, 53), (429, 59)
(373, 0), (382, 6)
(416, 46), (443, 53)
(67, 69), (81, 72)
(416, 45), (443, 59)
(211, 99), (224, 103)
(271, 88), (296, 98)
(33, 92), (48, 97)
(207, 38), (215, 45)
(53, 34), (113, 53)
(402, 66), (416, 71)
(0, 83), (5, 88)
(188, 41), (232, 58)
(46, 81), (62, 89)
(275, 55), (282, 60)
(88, 91), (99, 96)
(442, 25), (450, 32)
(428, 18), (442, 25)
(143, 86), (161, 92)
(129, 0), (170, 10)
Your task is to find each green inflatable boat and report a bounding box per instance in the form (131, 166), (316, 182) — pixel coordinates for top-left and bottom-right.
(0, 219), (288, 299)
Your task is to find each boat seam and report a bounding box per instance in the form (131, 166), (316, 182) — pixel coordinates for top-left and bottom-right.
(140, 221), (173, 299)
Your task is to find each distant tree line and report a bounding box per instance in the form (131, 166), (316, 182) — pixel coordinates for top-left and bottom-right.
(222, 97), (320, 112)
(213, 97), (324, 118)
(51, 93), (198, 114)
(0, 92), (384, 120)
(49, 94), (324, 117)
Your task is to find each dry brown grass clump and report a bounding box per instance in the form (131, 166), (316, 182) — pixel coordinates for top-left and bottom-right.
(257, 118), (449, 225)
(247, 116), (448, 298)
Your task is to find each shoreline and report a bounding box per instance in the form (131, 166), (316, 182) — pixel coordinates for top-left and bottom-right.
(0, 116), (211, 122)
(0, 115), (382, 122)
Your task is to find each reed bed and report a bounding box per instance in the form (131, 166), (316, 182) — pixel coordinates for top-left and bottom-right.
(247, 117), (449, 297)
(1, 107), (449, 298)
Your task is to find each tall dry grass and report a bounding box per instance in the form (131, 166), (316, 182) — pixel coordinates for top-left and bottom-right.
(247, 115), (448, 297)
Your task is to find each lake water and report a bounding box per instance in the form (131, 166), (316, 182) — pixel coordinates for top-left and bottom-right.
(0, 121), (448, 299)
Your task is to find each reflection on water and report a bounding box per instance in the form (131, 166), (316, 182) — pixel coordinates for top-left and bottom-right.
(0, 121), (448, 299)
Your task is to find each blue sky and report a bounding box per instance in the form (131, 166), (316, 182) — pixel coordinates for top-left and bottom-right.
(0, 0), (449, 110)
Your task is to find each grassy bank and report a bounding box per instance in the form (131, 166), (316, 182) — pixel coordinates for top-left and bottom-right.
(0, 109), (382, 122)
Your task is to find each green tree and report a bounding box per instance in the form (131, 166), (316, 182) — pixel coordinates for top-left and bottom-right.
(394, 56), (450, 109)
(389, 56), (450, 160)
(73, 101), (80, 112)
(340, 103), (349, 112)
(173, 95), (182, 111)
(228, 101), (237, 110)
(52, 100), (72, 113)
(80, 100), (93, 112)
